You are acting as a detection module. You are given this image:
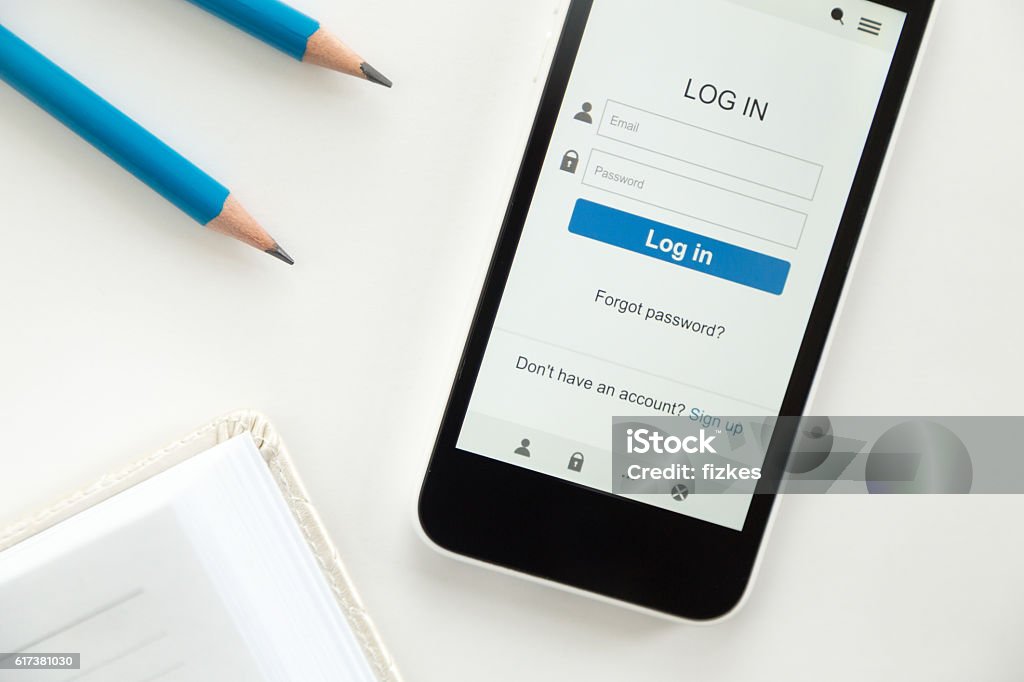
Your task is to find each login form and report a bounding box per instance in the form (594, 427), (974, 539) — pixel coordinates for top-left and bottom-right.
(457, 0), (907, 530)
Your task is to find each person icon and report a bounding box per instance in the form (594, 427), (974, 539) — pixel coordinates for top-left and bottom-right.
(574, 102), (593, 124)
(514, 439), (531, 457)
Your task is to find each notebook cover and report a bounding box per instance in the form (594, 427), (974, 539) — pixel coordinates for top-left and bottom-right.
(0, 409), (402, 682)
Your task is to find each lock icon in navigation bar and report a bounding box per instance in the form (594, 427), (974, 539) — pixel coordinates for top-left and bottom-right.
(560, 150), (579, 174)
(567, 452), (585, 472)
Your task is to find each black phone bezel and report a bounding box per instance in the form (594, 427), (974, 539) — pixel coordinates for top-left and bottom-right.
(419, 0), (935, 620)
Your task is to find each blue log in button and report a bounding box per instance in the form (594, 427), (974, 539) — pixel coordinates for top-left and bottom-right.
(567, 199), (790, 295)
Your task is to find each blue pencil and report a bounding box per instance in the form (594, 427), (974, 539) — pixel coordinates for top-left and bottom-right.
(184, 0), (391, 87)
(0, 24), (292, 264)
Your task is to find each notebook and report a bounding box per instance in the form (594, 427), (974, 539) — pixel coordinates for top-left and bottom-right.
(0, 411), (401, 682)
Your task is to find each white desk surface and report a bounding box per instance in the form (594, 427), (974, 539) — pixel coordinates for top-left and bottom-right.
(2, 1), (1023, 679)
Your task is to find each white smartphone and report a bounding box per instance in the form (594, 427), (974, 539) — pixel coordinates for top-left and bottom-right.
(420, 0), (936, 620)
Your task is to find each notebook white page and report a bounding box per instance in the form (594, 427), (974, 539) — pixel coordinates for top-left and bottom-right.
(0, 434), (377, 682)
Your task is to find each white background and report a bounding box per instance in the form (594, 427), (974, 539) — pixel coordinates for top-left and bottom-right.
(1, 0), (1022, 679)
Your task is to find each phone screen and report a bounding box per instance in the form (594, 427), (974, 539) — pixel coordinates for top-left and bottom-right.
(456, 0), (909, 531)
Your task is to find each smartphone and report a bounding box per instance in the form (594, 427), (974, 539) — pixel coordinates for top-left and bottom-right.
(419, 0), (936, 621)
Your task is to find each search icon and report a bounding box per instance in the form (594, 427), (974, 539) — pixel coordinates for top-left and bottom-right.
(831, 7), (845, 24)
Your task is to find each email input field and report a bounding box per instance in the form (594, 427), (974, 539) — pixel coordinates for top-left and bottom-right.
(582, 150), (807, 249)
(598, 101), (823, 200)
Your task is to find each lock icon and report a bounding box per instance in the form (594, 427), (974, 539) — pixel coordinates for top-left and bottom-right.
(567, 452), (584, 472)
(560, 150), (579, 174)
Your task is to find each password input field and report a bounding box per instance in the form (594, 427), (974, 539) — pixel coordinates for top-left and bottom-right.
(582, 150), (806, 248)
(598, 101), (823, 200)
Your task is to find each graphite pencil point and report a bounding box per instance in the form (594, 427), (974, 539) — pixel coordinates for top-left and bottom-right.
(360, 62), (392, 88)
(265, 244), (295, 266)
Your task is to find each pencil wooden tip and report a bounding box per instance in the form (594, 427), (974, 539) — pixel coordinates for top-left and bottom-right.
(208, 195), (291, 263)
(303, 28), (389, 86)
